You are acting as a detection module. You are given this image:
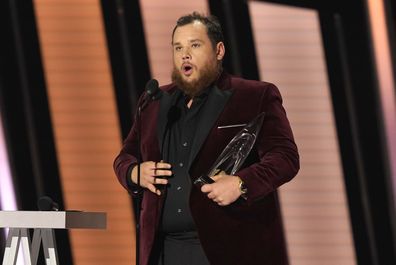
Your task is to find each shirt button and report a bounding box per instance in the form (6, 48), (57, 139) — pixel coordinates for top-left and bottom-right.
(179, 162), (184, 167)
(177, 186), (182, 191)
(177, 209), (182, 213)
(182, 142), (188, 147)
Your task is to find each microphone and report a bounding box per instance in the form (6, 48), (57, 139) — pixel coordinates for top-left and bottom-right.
(37, 196), (59, 211)
(140, 79), (162, 110)
(146, 79), (161, 100)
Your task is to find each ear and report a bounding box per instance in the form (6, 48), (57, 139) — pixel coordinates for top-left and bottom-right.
(216, 42), (225, 61)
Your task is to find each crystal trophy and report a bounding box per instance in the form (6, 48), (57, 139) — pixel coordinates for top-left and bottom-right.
(194, 112), (265, 187)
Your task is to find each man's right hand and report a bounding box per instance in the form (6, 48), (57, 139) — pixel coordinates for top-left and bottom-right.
(131, 161), (172, 195)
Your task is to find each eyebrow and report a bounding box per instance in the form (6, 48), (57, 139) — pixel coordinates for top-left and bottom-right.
(172, 39), (204, 46)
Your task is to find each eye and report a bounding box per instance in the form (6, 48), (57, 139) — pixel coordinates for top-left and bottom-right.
(192, 43), (200, 48)
(174, 46), (182, 51)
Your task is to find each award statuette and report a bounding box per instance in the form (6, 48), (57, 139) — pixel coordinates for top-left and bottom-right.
(194, 112), (265, 187)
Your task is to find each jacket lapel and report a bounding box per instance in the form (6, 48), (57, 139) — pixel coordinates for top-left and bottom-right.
(187, 85), (233, 168)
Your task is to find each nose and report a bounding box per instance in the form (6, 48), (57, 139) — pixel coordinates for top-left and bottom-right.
(182, 49), (191, 60)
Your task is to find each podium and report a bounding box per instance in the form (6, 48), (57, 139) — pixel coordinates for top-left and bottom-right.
(0, 211), (106, 265)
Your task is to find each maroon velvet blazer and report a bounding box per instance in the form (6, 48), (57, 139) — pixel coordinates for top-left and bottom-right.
(114, 72), (299, 265)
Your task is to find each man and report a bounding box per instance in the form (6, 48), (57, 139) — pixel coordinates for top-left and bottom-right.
(114, 12), (299, 265)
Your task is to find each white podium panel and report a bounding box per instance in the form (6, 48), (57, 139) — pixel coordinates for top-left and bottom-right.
(1, 211), (106, 265)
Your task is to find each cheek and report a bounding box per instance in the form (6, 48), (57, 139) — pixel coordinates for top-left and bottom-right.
(173, 59), (181, 70)
(173, 52), (181, 62)
(193, 57), (206, 68)
(196, 53), (215, 66)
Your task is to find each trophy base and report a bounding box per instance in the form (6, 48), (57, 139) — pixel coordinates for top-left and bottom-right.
(193, 175), (214, 187)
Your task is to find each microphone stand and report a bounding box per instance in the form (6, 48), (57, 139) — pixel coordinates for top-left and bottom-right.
(135, 104), (143, 265)
(133, 81), (160, 265)
(134, 94), (157, 265)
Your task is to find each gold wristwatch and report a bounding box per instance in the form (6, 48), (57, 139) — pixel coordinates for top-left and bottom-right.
(237, 176), (248, 200)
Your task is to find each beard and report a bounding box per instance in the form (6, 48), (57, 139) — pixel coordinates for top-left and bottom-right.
(171, 62), (221, 98)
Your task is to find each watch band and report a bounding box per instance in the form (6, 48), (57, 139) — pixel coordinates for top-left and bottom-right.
(236, 176), (248, 200)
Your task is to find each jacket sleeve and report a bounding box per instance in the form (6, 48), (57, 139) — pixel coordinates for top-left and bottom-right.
(113, 95), (146, 195)
(236, 83), (299, 205)
(113, 121), (141, 195)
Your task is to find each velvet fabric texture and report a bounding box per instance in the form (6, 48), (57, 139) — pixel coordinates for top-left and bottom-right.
(113, 72), (300, 265)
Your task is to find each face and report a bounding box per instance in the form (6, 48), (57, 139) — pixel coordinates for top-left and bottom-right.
(171, 21), (225, 97)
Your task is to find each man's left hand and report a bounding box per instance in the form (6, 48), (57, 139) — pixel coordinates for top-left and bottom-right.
(201, 174), (241, 206)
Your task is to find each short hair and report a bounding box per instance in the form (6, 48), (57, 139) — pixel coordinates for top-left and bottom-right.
(172, 12), (224, 48)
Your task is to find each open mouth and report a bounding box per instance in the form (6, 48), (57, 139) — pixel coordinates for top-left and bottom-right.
(182, 64), (193, 76)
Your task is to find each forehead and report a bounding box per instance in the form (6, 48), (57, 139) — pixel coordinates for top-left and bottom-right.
(172, 21), (209, 43)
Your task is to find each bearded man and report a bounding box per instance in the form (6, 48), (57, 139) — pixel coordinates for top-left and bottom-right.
(114, 12), (299, 265)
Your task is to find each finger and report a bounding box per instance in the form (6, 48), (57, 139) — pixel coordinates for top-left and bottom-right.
(147, 183), (156, 193)
(215, 200), (226, 206)
(212, 172), (226, 181)
(147, 184), (161, 195)
(153, 169), (173, 176)
(151, 176), (168, 185)
(146, 161), (157, 169)
(211, 195), (222, 202)
(211, 175), (221, 181)
(156, 162), (172, 169)
(207, 192), (215, 199)
(147, 177), (157, 185)
(201, 184), (212, 193)
(143, 165), (156, 176)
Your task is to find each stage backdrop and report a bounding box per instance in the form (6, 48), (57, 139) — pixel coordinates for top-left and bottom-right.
(34, 0), (134, 264)
(249, 2), (356, 265)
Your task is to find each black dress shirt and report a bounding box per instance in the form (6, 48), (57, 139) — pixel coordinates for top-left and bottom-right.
(161, 88), (209, 234)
